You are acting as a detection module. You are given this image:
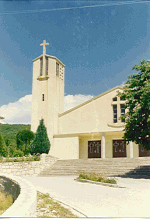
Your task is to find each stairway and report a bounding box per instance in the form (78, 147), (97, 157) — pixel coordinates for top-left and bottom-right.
(38, 157), (150, 177)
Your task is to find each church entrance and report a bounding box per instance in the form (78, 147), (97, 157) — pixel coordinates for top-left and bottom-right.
(113, 140), (126, 157)
(139, 144), (150, 157)
(88, 140), (101, 158)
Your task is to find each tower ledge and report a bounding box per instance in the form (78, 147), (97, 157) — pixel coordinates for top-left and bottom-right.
(37, 75), (49, 81)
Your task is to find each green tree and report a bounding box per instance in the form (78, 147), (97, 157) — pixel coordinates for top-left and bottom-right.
(118, 60), (150, 149)
(29, 119), (50, 155)
(0, 133), (8, 157)
(16, 130), (35, 155)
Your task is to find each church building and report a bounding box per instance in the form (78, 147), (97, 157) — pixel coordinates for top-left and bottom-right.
(31, 40), (150, 159)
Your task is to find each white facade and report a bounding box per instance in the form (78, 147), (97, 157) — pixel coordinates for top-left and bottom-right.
(31, 41), (144, 159)
(31, 40), (65, 147)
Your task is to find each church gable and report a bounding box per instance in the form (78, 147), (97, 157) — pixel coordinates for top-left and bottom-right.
(59, 86), (124, 135)
(60, 86), (123, 116)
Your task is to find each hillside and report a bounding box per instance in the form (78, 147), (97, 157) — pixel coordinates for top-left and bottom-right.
(0, 124), (31, 141)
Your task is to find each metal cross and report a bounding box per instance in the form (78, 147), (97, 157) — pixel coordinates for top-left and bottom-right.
(40, 40), (49, 55)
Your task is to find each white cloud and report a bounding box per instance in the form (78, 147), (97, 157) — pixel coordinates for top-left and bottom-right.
(0, 94), (32, 124)
(64, 94), (94, 111)
(0, 94), (94, 124)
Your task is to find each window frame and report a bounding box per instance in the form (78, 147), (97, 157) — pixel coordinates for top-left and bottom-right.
(120, 104), (125, 122)
(113, 104), (117, 123)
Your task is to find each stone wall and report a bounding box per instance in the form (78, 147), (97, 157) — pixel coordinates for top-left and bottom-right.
(0, 174), (37, 217)
(0, 154), (58, 176)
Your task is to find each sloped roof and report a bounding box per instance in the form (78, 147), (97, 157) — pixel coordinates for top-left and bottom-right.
(59, 86), (123, 117)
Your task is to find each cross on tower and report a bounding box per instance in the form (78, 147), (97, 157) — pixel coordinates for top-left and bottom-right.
(40, 40), (49, 55)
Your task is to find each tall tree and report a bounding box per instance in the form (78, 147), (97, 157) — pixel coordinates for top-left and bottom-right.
(29, 119), (50, 154)
(0, 133), (8, 157)
(118, 60), (150, 149)
(16, 130), (35, 154)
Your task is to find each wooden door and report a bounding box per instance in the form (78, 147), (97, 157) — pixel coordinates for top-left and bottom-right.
(113, 140), (126, 158)
(88, 140), (101, 158)
(139, 144), (150, 157)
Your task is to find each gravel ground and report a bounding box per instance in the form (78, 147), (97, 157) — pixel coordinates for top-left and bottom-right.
(36, 191), (78, 218)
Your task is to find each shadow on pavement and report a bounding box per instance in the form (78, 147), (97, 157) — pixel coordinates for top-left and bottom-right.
(115, 165), (150, 179)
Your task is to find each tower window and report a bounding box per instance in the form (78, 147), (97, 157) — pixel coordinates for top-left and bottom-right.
(42, 94), (44, 101)
(113, 97), (117, 101)
(113, 105), (117, 123)
(120, 96), (125, 101)
(46, 57), (48, 75)
(56, 63), (59, 76)
(40, 57), (43, 76)
(120, 104), (125, 122)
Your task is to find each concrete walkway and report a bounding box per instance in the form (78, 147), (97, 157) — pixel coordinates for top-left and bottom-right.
(22, 176), (150, 217)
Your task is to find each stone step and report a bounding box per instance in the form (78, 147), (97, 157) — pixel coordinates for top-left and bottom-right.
(50, 161), (142, 164)
(46, 164), (140, 167)
(40, 168), (150, 173)
(38, 156), (150, 177)
(39, 170), (150, 176)
(43, 165), (150, 169)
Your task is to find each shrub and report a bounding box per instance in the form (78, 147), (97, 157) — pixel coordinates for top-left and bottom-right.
(5, 157), (12, 162)
(0, 133), (8, 157)
(33, 153), (40, 161)
(21, 157), (25, 162)
(29, 119), (50, 155)
(13, 149), (24, 157)
(26, 156), (34, 161)
(0, 156), (3, 162)
(78, 172), (117, 184)
(13, 157), (21, 162)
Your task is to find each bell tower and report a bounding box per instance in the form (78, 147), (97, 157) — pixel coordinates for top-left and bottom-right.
(31, 40), (65, 147)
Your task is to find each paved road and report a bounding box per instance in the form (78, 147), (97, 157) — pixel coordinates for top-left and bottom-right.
(22, 176), (150, 217)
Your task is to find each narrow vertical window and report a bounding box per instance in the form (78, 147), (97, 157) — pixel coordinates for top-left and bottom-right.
(115, 146), (117, 152)
(113, 97), (117, 101)
(120, 96), (125, 101)
(97, 145), (99, 153)
(120, 104), (125, 122)
(46, 57), (48, 75)
(40, 57), (43, 76)
(90, 145), (93, 153)
(42, 94), (44, 101)
(56, 63), (59, 76)
(113, 105), (117, 123)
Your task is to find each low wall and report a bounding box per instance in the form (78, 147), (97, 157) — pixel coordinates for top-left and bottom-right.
(0, 174), (36, 217)
(0, 154), (58, 176)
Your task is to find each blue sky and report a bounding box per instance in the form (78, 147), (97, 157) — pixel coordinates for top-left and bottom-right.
(0, 0), (150, 124)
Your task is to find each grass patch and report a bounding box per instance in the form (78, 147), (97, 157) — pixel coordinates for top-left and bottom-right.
(37, 191), (77, 218)
(78, 172), (117, 184)
(0, 191), (14, 215)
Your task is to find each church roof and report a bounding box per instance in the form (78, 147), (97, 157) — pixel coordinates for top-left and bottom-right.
(59, 86), (123, 117)
(33, 54), (65, 67)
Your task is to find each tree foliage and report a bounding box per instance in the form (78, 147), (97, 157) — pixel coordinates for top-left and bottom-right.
(118, 60), (150, 149)
(0, 133), (8, 157)
(16, 130), (35, 155)
(0, 124), (30, 149)
(29, 119), (50, 155)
